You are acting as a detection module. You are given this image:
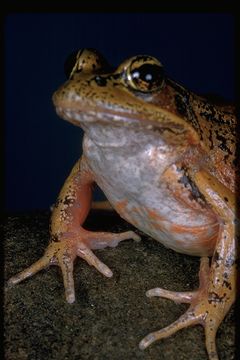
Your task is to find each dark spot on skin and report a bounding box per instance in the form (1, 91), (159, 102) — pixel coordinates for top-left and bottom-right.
(63, 196), (74, 206)
(178, 173), (189, 187)
(212, 251), (224, 268)
(75, 68), (83, 74)
(199, 102), (234, 126)
(175, 94), (188, 117)
(54, 198), (62, 208)
(94, 75), (107, 87)
(225, 255), (235, 268)
(224, 197), (228, 202)
(215, 131), (232, 154)
(178, 169), (206, 205)
(132, 55), (156, 64)
(223, 272), (229, 279)
(207, 128), (214, 150)
(51, 234), (60, 242)
(208, 291), (226, 304)
(166, 78), (202, 135)
(222, 280), (232, 290)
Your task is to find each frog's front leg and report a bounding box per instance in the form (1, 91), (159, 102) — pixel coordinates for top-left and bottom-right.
(139, 170), (236, 360)
(7, 157), (140, 303)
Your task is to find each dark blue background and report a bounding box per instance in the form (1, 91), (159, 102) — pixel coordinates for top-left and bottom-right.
(5, 13), (234, 211)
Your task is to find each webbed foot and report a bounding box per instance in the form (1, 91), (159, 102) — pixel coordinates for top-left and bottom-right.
(139, 257), (231, 360)
(7, 228), (140, 303)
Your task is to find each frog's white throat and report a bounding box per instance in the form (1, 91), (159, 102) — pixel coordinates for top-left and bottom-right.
(56, 105), (166, 148)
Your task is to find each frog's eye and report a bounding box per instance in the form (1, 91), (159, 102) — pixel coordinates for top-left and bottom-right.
(126, 56), (164, 92)
(64, 48), (112, 79)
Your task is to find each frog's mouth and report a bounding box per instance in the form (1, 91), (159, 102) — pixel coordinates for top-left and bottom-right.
(55, 106), (98, 126)
(55, 104), (188, 139)
(53, 86), (191, 136)
(55, 104), (158, 131)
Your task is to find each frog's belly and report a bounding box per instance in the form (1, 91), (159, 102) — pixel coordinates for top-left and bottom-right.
(83, 135), (219, 257)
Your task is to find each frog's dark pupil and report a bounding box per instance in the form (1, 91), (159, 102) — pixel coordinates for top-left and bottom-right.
(64, 50), (80, 79)
(131, 64), (164, 87)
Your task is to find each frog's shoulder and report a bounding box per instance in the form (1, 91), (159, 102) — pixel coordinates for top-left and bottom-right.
(153, 78), (236, 192)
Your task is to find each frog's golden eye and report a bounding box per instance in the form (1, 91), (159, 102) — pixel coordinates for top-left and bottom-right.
(126, 56), (164, 93)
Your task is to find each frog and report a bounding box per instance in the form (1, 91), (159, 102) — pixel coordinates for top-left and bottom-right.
(8, 48), (237, 360)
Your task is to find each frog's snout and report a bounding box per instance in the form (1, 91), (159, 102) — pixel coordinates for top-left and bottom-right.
(52, 84), (68, 108)
(52, 82), (79, 109)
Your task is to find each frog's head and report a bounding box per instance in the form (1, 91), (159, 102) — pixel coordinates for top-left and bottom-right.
(52, 48), (199, 145)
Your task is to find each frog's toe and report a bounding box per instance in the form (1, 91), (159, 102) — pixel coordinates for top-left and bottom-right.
(139, 305), (219, 360)
(139, 257), (226, 360)
(7, 241), (65, 290)
(7, 255), (51, 288)
(7, 237), (113, 303)
(76, 242), (113, 277)
(57, 248), (76, 303)
(139, 309), (201, 350)
(82, 229), (141, 249)
(146, 256), (209, 304)
(7, 228), (139, 303)
(146, 287), (195, 303)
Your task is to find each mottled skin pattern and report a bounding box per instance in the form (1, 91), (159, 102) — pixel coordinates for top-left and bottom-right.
(8, 49), (237, 360)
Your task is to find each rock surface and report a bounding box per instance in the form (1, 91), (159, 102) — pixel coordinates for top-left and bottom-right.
(4, 210), (235, 360)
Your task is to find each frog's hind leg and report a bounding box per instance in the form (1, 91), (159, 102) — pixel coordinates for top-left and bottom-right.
(139, 257), (212, 350)
(140, 170), (236, 360)
(139, 257), (225, 360)
(145, 256), (209, 304)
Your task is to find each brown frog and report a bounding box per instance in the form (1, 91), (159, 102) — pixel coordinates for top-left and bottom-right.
(8, 49), (237, 360)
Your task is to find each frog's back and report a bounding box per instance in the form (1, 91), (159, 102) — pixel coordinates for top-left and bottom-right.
(152, 78), (237, 192)
(191, 98), (237, 193)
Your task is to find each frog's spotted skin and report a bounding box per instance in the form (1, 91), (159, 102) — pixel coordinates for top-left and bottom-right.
(162, 79), (236, 191)
(8, 49), (237, 360)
